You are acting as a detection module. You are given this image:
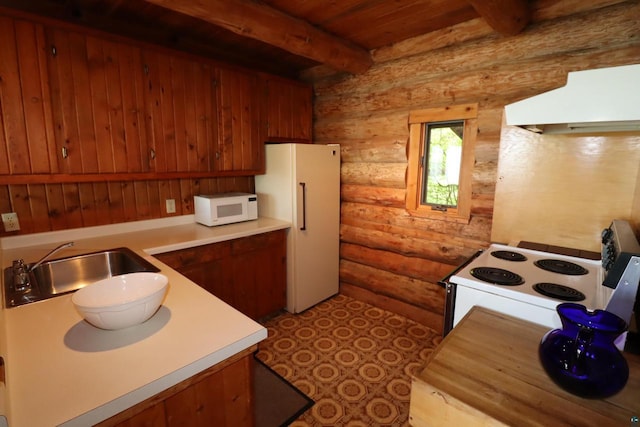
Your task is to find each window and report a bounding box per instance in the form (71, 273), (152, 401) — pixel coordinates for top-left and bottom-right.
(406, 103), (477, 222)
(422, 121), (463, 208)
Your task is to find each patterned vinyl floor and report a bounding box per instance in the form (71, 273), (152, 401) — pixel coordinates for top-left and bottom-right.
(256, 294), (442, 426)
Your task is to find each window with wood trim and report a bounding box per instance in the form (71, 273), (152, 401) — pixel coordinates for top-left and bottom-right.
(406, 104), (478, 222)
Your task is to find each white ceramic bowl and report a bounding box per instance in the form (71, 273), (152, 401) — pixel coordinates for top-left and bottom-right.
(72, 272), (169, 330)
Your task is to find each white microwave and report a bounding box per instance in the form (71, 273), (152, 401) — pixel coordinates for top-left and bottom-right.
(194, 193), (258, 226)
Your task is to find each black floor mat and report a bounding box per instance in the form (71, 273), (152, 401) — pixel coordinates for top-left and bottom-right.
(253, 357), (314, 427)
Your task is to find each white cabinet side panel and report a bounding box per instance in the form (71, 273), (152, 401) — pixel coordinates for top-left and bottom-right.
(255, 145), (294, 221)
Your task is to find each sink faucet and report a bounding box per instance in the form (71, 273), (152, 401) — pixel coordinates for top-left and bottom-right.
(12, 242), (75, 292)
(28, 241), (75, 273)
(12, 259), (29, 292)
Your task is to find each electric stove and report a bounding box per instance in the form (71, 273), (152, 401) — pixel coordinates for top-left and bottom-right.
(449, 243), (608, 330)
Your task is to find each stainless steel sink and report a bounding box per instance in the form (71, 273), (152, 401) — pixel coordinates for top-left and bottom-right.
(3, 247), (160, 308)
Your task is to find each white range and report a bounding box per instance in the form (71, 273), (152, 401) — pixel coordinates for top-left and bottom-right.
(444, 219), (640, 353)
(449, 243), (608, 330)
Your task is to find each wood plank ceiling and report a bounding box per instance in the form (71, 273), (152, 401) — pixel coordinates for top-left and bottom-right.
(0, 0), (531, 78)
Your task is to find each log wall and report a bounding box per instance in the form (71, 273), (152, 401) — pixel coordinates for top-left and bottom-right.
(309, 0), (640, 332)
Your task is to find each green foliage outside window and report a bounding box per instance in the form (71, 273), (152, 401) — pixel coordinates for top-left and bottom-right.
(422, 122), (464, 208)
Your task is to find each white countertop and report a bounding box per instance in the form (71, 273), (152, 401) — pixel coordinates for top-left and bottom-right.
(0, 216), (291, 426)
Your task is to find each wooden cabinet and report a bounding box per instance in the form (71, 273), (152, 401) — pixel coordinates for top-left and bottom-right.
(213, 67), (265, 173)
(265, 77), (313, 142)
(141, 50), (216, 173)
(229, 231), (287, 318)
(154, 230), (287, 320)
(0, 11), (311, 184)
(48, 28), (266, 176)
(0, 17), (57, 175)
(47, 28), (151, 174)
(155, 240), (235, 307)
(96, 346), (255, 427)
(46, 28), (218, 175)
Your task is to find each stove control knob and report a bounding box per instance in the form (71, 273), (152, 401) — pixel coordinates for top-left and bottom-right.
(605, 245), (616, 262)
(602, 242), (617, 270)
(602, 253), (612, 270)
(601, 227), (613, 244)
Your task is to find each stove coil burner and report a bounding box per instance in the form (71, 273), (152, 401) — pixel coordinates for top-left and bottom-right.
(490, 250), (527, 262)
(534, 259), (589, 275)
(470, 267), (524, 286)
(533, 282), (586, 302)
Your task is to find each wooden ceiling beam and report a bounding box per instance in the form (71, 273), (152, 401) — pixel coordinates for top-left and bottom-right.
(466, 0), (531, 35)
(140, 0), (373, 74)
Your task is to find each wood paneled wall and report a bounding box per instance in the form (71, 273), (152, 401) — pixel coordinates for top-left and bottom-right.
(309, 0), (640, 332)
(0, 177), (253, 235)
(492, 128), (640, 252)
(0, 11), (259, 237)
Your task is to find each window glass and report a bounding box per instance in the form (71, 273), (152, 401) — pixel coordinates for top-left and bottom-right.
(423, 121), (463, 209)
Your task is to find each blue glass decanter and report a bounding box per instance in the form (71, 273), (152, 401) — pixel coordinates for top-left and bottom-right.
(539, 303), (629, 398)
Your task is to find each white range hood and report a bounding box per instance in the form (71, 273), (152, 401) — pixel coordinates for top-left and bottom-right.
(505, 64), (640, 134)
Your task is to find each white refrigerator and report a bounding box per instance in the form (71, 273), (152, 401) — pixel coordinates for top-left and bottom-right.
(255, 143), (340, 313)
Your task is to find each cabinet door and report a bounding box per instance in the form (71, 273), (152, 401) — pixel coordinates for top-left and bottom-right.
(47, 28), (149, 173)
(47, 27), (216, 175)
(265, 78), (312, 141)
(232, 248), (286, 319)
(164, 355), (253, 426)
(174, 258), (235, 306)
(213, 67), (264, 173)
(110, 402), (167, 427)
(0, 17), (57, 175)
(154, 241), (234, 305)
(231, 231), (286, 319)
(95, 351), (254, 427)
(141, 50), (216, 173)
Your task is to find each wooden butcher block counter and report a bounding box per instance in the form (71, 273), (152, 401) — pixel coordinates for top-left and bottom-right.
(410, 307), (640, 426)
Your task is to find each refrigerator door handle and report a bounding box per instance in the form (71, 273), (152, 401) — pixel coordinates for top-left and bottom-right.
(299, 182), (307, 230)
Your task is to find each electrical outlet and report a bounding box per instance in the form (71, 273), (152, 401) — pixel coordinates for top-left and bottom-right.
(2, 212), (20, 232)
(165, 199), (176, 214)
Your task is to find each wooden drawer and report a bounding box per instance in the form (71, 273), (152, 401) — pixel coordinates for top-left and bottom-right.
(155, 241), (232, 268)
(231, 230), (285, 254)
